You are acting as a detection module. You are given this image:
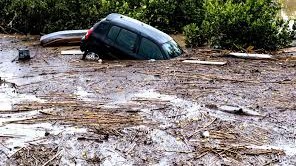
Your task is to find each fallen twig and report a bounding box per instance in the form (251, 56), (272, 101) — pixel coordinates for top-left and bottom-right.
(162, 150), (194, 154)
(189, 117), (217, 138)
(195, 151), (210, 159)
(41, 150), (62, 166)
(0, 134), (22, 138)
(263, 159), (280, 166)
(125, 143), (137, 155)
(77, 137), (103, 143)
(39, 111), (56, 116)
(9, 147), (24, 158)
(182, 60), (227, 66)
(228, 52), (273, 60)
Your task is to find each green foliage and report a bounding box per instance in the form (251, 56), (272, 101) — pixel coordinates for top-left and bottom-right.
(4, 0), (105, 33)
(179, 0), (204, 27)
(0, 0), (204, 34)
(185, 0), (295, 50)
(8, 0), (49, 33)
(1, 0), (294, 50)
(183, 23), (206, 47)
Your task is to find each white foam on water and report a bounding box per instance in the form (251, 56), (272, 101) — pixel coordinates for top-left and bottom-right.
(0, 110), (40, 125)
(134, 89), (201, 121)
(0, 84), (44, 111)
(150, 129), (190, 152)
(74, 86), (94, 102)
(59, 135), (132, 166)
(1, 121), (87, 152)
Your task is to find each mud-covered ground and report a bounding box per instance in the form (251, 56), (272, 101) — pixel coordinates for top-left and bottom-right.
(0, 34), (296, 165)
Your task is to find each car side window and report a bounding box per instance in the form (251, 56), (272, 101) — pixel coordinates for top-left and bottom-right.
(138, 38), (163, 59)
(115, 29), (137, 51)
(107, 26), (120, 42)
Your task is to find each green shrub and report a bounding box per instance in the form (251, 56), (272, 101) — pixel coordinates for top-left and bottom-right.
(0, 0), (204, 34)
(185, 0), (296, 50)
(183, 23), (206, 47)
(5, 0), (105, 33)
(8, 0), (49, 34)
(179, 0), (204, 28)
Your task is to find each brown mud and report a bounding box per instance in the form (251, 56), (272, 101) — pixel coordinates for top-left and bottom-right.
(0, 34), (296, 165)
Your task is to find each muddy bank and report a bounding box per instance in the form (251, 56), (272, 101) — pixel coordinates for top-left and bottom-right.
(0, 35), (296, 165)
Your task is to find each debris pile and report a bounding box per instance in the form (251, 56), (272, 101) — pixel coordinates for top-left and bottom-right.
(7, 145), (60, 166)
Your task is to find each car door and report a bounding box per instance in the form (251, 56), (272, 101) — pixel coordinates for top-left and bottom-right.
(103, 25), (121, 59)
(137, 37), (165, 60)
(112, 28), (139, 59)
(103, 26), (139, 59)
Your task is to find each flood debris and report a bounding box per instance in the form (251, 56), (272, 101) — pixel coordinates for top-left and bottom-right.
(2, 108), (143, 129)
(40, 30), (87, 47)
(228, 52), (273, 59)
(0, 77), (6, 85)
(7, 145), (60, 165)
(61, 50), (84, 55)
(218, 105), (262, 116)
(1, 35), (296, 165)
(182, 60), (227, 65)
(196, 144), (285, 162)
(18, 49), (30, 60)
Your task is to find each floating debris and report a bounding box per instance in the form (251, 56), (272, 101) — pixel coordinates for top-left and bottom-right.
(183, 60), (227, 65)
(218, 105), (262, 116)
(229, 53), (273, 59)
(61, 50), (84, 55)
(18, 49), (30, 60)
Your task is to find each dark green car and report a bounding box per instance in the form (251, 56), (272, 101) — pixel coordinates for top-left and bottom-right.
(81, 13), (183, 60)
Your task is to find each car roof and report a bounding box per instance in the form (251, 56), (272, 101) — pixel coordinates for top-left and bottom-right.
(105, 13), (172, 45)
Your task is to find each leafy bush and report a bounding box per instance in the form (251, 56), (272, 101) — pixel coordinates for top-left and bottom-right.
(185, 0), (296, 50)
(0, 0), (204, 34)
(3, 0), (105, 33)
(183, 23), (206, 47)
(179, 0), (204, 28)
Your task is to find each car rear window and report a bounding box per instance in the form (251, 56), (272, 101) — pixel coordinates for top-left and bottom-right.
(139, 38), (163, 60)
(116, 29), (137, 51)
(107, 26), (120, 42)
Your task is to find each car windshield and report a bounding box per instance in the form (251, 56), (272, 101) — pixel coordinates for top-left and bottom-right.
(162, 40), (183, 58)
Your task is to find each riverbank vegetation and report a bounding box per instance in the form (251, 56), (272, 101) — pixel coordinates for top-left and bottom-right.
(184, 0), (295, 50)
(0, 0), (295, 50)
(0, 0), (203, 34)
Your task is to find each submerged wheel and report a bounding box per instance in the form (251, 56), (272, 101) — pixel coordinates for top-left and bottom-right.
(81, 51), (88, 60)
(81, 51), (100, 60)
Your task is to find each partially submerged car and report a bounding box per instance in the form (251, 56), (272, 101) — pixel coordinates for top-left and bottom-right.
(81, 13), (183, 60)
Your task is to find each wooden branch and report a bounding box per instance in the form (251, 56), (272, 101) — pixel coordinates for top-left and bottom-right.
(183, 60), (227, 66)
(229, 53), (273, 60)
(41, 150), (62, 166)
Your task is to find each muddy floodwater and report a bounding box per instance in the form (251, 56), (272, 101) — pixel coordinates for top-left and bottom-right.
(0, 35), (296, 165)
